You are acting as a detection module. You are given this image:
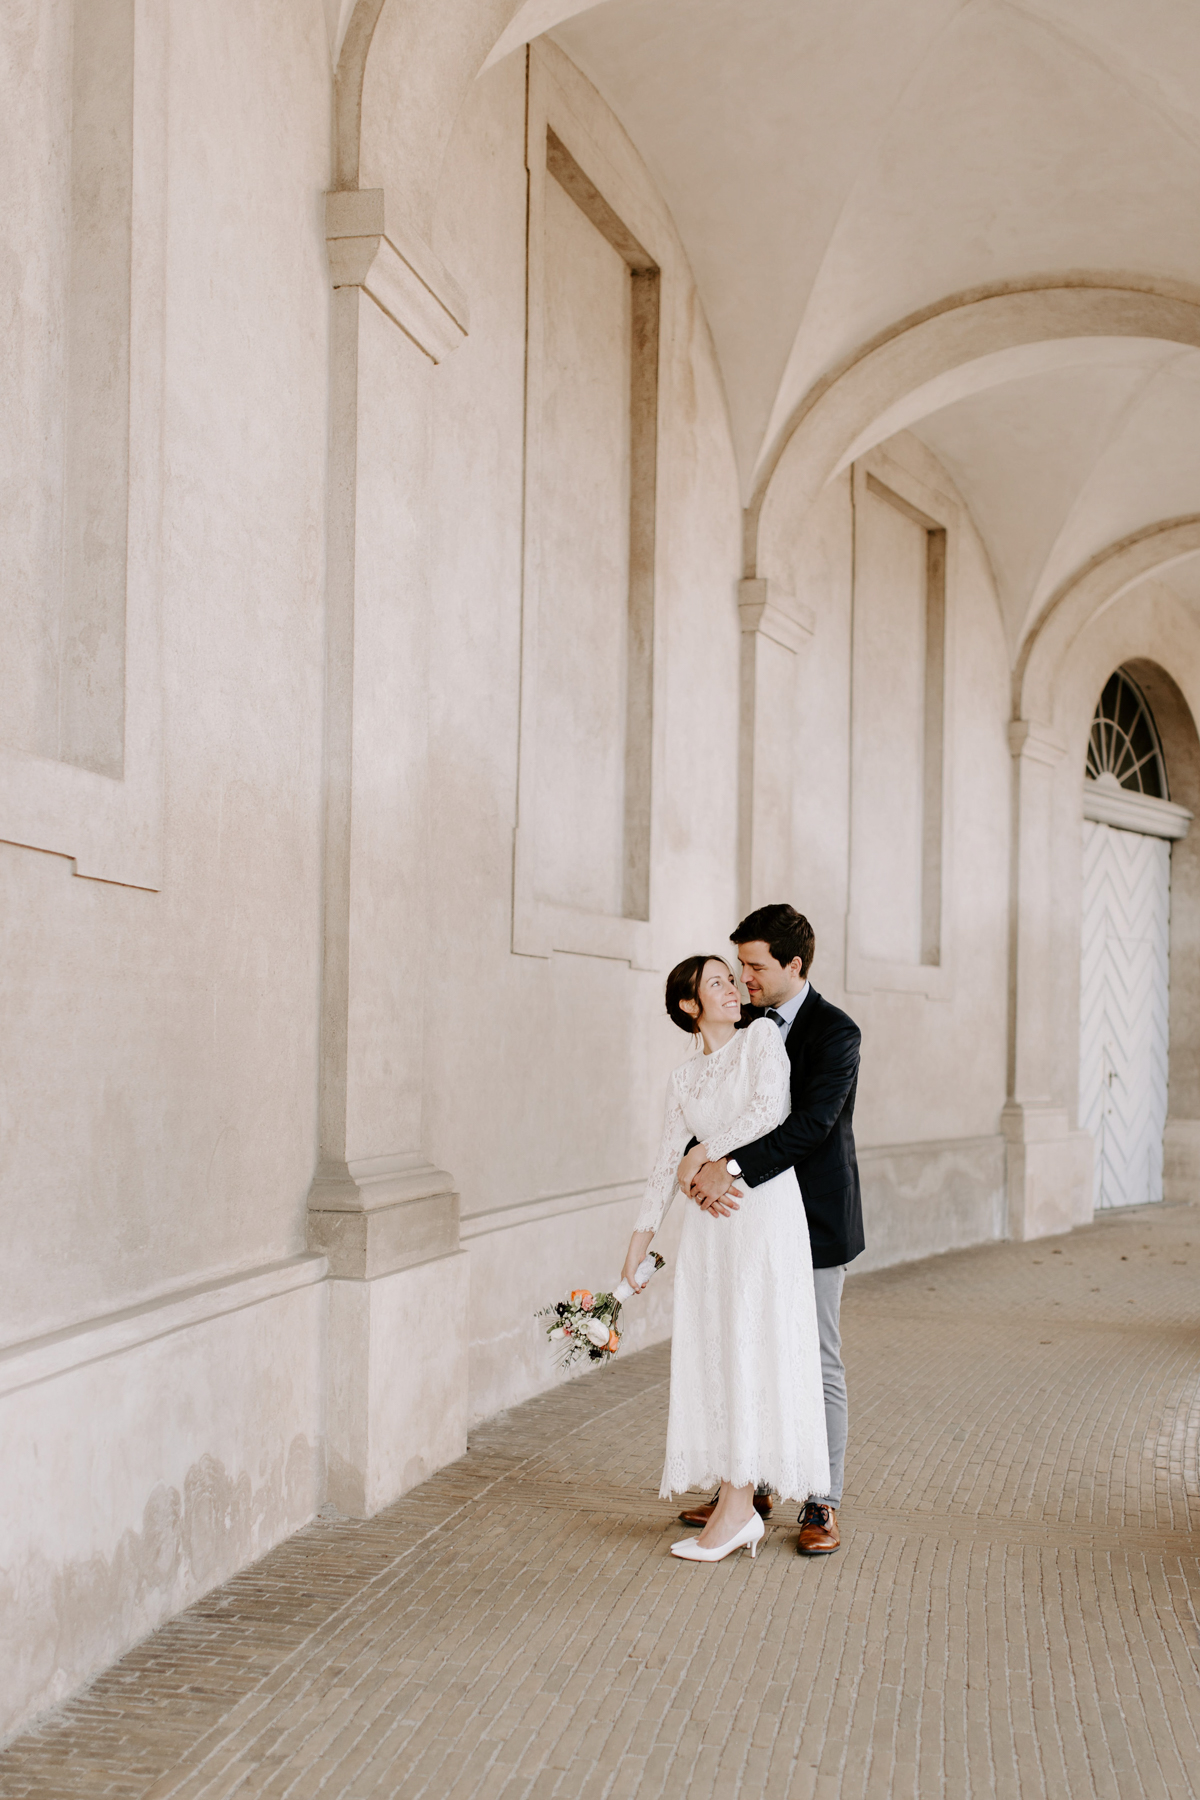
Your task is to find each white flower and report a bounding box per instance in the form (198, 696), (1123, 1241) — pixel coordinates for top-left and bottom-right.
(549, 1327), (566, 1340)
(584, 1319), (611, 1347)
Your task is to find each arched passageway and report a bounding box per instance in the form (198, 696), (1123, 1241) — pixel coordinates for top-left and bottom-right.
(9, 0), (1200, 1748)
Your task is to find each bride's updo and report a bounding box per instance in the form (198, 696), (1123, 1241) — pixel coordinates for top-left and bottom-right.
(665, 954), (735, 1034)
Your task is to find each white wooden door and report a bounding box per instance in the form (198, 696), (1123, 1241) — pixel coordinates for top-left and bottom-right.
(1079, 820), (1170, 1209)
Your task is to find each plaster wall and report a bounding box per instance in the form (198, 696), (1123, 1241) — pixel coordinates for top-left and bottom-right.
(0, 0), (332, 1741)
(413, 48), (744, 1421)
(0, 0), (71, 760)
(0, 1263), (326, 1741)
(761, 434), (1012, 1188)
(2, 0), (330, 1340)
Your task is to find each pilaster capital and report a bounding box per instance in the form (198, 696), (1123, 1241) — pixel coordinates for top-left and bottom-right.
(1001, 1102), (1071, 1143)
(737, 579), (815, 655)
(1008, 719), (1066, 767)
(325, 189), (469, 363)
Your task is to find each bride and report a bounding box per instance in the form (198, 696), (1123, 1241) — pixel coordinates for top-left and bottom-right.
(621, 954), (829, 1563)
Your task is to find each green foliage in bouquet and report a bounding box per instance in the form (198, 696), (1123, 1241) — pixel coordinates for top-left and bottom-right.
(537, 1254), (665, 1370)
(538, 1288), (621, 1369)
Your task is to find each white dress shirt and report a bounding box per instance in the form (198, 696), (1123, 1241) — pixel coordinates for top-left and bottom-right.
(766, 979), (810, 1043)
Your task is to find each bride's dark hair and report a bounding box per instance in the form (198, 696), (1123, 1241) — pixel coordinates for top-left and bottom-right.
(665, 955), (735, 1034)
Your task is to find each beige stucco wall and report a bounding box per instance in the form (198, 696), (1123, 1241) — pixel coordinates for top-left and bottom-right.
(2, 0), (330, 1348)
(418, 47), (744, 1418)
(0, 25), (746, 1737)
(758, 431), (1013, 1264)
(0, 0), (332, 1739)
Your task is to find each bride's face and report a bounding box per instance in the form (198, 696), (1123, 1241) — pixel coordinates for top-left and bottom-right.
(696, 960), (743, 1026)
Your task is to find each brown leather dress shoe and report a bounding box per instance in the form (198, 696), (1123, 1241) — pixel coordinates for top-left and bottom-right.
(678, 1489), (774, 1527)
(796, 1502), (840, 1555)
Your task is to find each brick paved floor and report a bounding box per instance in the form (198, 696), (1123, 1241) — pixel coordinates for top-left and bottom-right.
(3, 1202), (1199, 1799)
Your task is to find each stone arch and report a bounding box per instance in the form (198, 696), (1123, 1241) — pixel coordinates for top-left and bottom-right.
(331, 0), (387, 190)
(749, 284), (1200, 579)
(331, 0), (526, 208)
(1016, 519), (1200, 726)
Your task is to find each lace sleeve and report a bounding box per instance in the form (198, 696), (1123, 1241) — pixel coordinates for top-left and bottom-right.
(703, 1019), (791, 1164)
(633, 1072), (692, 1235)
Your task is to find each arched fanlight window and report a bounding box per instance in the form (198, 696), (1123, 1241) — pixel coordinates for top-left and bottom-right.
(1085, 668), (1167, 799)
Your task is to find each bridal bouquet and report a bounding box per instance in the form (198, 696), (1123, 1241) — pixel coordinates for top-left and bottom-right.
(539, 1252), (665, 1369)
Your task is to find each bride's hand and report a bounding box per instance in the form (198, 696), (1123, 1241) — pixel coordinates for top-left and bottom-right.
(621, 1230), (655, 1293)
(676, 1143), (707, 1194)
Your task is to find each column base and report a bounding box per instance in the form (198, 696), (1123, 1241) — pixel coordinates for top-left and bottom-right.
(1002, 1105), (1093, 1241)
(326, 1251), (470, 1517)
(1163, 1118), (1200, 1204)
(309, 1156), (467, 1517)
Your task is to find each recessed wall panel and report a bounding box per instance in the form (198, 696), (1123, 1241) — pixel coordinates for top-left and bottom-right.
(0, 0), (133, 779)
(852, 479), (928, 965)
(534, 167), (633, 917)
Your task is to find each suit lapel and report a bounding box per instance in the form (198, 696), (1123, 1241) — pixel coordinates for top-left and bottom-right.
(784, 987), (819, 1070)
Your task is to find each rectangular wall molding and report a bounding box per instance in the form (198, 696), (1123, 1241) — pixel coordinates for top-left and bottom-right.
(846, 446), (957, 998)
(511, 51), (664, 966)
(0, 1255), (327, 1401)
(0, 0), (167, 890)
(459, 1177), (644, 1240)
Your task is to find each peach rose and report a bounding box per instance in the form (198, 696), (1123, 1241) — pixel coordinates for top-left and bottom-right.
(608, 1330), (619, 1353)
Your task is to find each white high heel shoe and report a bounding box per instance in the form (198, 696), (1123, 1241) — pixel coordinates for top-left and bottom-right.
(670, 1510), (765, 1562)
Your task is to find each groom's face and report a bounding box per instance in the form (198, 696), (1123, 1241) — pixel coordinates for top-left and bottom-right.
(737, 941), (805, 1008)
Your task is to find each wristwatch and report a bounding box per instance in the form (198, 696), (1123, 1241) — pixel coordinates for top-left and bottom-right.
(726, 1158), (742, 1178)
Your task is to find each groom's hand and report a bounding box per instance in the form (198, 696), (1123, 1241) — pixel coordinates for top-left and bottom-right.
(690, 1158), (742, 1216)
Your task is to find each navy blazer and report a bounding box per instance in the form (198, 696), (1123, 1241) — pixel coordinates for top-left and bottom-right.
(732, 988), (864, 1269)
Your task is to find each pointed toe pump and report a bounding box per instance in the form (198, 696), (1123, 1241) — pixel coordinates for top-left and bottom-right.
(670, 1511), (765, 1563)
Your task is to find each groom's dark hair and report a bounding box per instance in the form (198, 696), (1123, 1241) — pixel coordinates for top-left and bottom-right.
(731, 903), (815, 978)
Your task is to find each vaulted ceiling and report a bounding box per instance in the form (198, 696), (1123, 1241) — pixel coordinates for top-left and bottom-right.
(485, 0), (1200, 653)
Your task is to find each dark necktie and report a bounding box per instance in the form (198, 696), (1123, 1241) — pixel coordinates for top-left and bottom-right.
(766, 1008), (785, 1028)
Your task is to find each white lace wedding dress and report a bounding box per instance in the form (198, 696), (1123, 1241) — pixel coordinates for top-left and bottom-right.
(636, 1017), (830, 1501)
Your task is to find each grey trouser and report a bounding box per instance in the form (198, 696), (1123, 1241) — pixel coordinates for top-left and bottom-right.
(811, 1264), (847, 1508)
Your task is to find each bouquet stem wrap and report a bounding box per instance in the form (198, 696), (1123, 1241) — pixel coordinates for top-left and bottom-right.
(613, 1252), (663, 1302)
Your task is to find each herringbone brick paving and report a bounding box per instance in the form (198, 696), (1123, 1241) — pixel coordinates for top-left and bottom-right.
(3, 1202), (1199, 1798)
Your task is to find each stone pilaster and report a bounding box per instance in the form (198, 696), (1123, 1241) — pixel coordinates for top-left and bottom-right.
(308, 193), (471, 1517)
(1005, 721), (1093, 1239)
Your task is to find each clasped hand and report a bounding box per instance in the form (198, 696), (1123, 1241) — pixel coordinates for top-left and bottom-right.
(676, 1144), (742, 1217)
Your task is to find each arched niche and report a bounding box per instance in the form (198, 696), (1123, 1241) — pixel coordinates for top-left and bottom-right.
(1115, 659), (1200, 1191)
(1006, 578), (1200, 1235)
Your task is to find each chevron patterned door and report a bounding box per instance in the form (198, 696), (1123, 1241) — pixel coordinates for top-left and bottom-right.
(1079, 820), (1171, 1209)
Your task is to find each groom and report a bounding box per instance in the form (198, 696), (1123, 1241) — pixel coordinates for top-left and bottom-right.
(675, 902), (863, 1555)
